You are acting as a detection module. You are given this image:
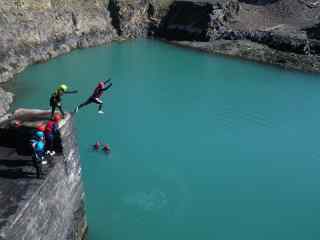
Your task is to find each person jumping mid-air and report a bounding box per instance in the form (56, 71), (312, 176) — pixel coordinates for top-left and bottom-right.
(75, 78), (112, 114)
(50, 84), (78, 119)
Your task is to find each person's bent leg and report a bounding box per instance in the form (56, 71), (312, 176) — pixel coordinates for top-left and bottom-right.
(57, 104), (65, 117)
(93, 98), (104, 113)
(75, 98), (93, 113)
(32, 154), (41, 179)
(45, 133), (54, 152)
(78, 98), (92, 109)
(98, 103), (103, 111)
(51, 104), (56, 120)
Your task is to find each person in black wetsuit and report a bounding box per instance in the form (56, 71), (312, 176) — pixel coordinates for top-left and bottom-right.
(30, 132), (46, 178)
(50, 84), (78, 119)
(74, 78), (112, 114)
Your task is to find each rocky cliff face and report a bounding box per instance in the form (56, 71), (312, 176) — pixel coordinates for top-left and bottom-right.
(0, 89), (13, 117)
(0, 0), (117, 118)
(0, 0), (116, 84)
(1, 0), (320, 118)
(104, 0), (320, 72)
(0, 0), (320, 238)
(153, 0), (320, 71)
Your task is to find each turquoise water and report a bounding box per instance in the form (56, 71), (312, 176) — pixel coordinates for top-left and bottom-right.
(11, 40), (320, 240)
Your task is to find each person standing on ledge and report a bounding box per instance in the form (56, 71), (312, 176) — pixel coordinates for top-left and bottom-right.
(45, 114), (62, 156)
(30, 131), (46, 178)
(75, 78), (112, 114)
(50, 84), (78, 119)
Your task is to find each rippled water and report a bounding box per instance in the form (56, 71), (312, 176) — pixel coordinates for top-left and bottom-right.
(11, 40), (320, 240)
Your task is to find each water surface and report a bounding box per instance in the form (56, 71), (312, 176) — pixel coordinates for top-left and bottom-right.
(11, 40), (320, 240)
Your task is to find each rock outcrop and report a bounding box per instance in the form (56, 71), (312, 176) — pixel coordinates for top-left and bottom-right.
(0, 88), (13, 118)
(148, 0), (320, 72)
(108, 0), (153, 38)
(0, 0), (116, 84)
(0, 110), (86, 240)
(0, 0), (117, 118)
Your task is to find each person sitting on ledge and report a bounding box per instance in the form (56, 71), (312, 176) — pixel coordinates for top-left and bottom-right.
(74, 78), (112, 114)
(50, 84), (78, 119)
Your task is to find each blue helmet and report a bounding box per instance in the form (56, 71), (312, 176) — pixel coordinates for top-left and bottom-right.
(35, 141), (45, 152)
(35, 131), (44, 139)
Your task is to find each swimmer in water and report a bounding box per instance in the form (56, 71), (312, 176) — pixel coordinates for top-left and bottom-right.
(102, 144), (111, 153)
(93, 141), (100, 150)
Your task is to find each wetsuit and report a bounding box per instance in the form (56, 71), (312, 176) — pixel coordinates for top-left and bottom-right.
(31, 140), (45, 178)
(77, 80), (112, 112)
(50, 89), (77, 119)
(45, 120), (59, 153)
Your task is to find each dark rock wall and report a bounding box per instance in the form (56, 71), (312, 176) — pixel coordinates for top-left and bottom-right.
(0, 115), (87, 240)
(156, 1), (214, 41)
(149, 0), (320, 72)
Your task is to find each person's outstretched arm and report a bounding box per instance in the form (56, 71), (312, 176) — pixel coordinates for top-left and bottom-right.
(102, 83), (112, 92)
(104, 78), (111, 84)
(64, 90), (78, 94)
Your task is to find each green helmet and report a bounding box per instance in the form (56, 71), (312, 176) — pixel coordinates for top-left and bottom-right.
(59, 84), (68, 92)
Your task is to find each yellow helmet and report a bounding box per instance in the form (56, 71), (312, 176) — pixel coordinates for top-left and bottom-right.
(59, 84), (68, 92)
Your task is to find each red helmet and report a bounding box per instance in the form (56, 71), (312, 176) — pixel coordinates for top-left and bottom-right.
(93, 141), (100, 150)
(98, 81), (105, 89)
(103, 144), (111, 151)
(53, 114), (62, 123)
(36, 123), (46, 132)
(14, 120), (22, 128)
